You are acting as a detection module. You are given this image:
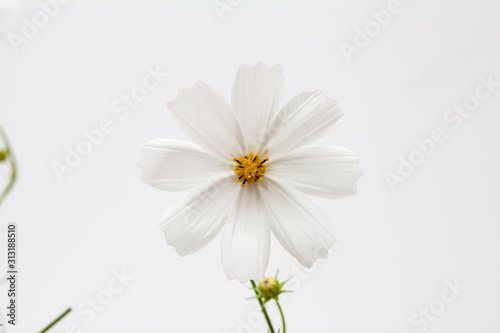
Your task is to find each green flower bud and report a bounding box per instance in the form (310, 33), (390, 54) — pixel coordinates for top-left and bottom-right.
(0, 150), (6, 162)
(258, 277), (281, 300)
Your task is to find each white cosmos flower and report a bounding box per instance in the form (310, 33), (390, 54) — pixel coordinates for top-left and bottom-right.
(138, 62), (362, 283)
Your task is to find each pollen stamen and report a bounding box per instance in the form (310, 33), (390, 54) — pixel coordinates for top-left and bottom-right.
(233, 153), (268, 188)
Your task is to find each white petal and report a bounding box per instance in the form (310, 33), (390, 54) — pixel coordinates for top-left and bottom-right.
(167, 81), (245, 159)
(138, 139), (232, 191)
(260, 178), (336, 268)
(221, 186), (270, 283)
(262, 91), (343, 158)
(160, 174), (237, 256)
(231, 62), (285, 150)
(268, 146), (362, 199)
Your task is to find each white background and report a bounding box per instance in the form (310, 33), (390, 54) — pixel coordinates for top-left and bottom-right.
(1, 0), (499, 332)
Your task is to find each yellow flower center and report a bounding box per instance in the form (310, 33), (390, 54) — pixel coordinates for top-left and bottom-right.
(233, 153), (269, 188)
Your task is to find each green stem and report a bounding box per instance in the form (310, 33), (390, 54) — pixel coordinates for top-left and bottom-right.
(39, 308), (72, 333)
(0, 125), (17, 210)
(276, 300), (286, 333)
(251, 280), (275, 333)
